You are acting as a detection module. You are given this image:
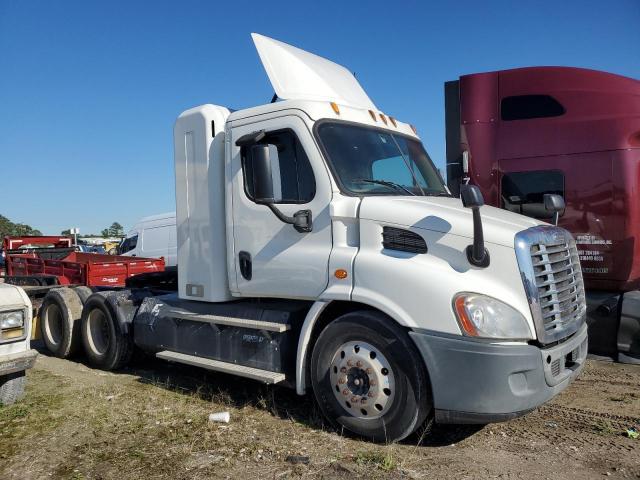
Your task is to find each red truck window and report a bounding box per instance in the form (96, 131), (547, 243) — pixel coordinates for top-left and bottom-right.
(501, 95), (565, 121)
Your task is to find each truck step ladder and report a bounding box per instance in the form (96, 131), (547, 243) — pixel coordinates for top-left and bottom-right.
(168, 311), (290, 333)
(156, 350), (286, 384)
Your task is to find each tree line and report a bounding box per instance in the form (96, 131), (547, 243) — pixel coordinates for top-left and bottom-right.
(0, 214), (42, 239)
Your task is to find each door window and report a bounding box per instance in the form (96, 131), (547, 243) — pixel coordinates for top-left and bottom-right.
(501, 170), (564, 219)
(120, 234), (138, 253)
(241, 129), (316, 204)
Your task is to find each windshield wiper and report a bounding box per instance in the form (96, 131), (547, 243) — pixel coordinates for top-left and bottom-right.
(354, 179), (416, 196)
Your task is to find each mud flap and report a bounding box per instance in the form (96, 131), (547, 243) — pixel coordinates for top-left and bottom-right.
(618, 291), (640, 365)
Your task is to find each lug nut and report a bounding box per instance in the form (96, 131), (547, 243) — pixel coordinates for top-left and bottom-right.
(356, 361), (363, 368)
(370, 380), (377, 386)
(347, 359), (354, 367)
(338, 376), (346, 384)
(366, 368), (372, 375)
(368, 390), (375, 397)
(340, 367), (347, 373)
(360, 397), (367, 404)
(342, 389), (349, 396)
(351, 396), (359, 403)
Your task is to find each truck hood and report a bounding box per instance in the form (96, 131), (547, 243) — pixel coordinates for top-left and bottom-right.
(359, 196), (542, 248)
(0, 283), (27, 308)
(252, 33), (377, 110)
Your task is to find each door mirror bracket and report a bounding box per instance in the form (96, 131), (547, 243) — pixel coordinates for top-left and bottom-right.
(265, 204), (313, 233)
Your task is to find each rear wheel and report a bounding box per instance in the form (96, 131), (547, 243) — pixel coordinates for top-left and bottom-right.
(40, 288), (83, 358)
(310, 310), (432, 442)
(0, 371), (26, 406)
(71, 286), (93, 304)
(80, 294), (133, 370)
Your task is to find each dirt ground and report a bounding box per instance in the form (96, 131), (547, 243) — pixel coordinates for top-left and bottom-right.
(0, 347), (638, 480)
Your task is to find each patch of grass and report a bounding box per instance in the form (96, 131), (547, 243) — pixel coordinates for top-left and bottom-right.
(0, 403), (29, 421)
(354, 450), (397, 471)
(593, 420), (617, 436)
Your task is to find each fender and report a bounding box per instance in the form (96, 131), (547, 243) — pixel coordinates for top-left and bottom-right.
(88, 291), (137, 335)
(295, 301), (330, 395)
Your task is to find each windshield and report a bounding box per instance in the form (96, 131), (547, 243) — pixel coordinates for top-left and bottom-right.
(316, 122), (448, 196)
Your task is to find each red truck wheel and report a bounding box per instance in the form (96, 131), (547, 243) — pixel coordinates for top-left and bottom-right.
(40, 288), (83, 358)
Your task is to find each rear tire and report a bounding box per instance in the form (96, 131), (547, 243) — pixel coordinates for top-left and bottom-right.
(80, 294), (133, 370)
(310, 310), (432, 443)
(71, 286), (93, 304)
(40, 288), (83, 358)
(0, 371), (26, 406)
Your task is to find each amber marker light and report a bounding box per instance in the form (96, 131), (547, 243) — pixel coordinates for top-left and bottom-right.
(389, 116), (397, 127)
(330, 102), (340, 114)
(368, 110), (377, 121)
(454, 295), (479, 337)
(334, 269), (348, 279)
(379, 113), (388, 125)
(410, 124), (418, 134)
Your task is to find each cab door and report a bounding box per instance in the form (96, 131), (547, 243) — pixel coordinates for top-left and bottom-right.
(229, 115), (333, 299)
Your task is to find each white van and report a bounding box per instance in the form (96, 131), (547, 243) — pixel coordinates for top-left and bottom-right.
(120, 212), (177, 267)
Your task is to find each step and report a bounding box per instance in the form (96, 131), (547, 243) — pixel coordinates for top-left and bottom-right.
(168, 311), (290, 333)
(156, 350), (286, 384)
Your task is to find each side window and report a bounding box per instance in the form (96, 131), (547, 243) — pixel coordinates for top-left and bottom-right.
(120, 234), (138, 253)
(501, 170), (564, 219)
(242, 129), (316, 204)
(501, 95), (565, 121)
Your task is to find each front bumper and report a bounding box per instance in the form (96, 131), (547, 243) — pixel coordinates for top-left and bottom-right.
(409, 323), (588, 424)
(0, 349), (38, 376)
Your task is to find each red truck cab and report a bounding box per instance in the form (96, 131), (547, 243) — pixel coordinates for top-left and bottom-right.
(445, 67), (640, 363)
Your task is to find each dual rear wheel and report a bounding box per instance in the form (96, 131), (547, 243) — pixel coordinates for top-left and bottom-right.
(40, 288), (132, 370)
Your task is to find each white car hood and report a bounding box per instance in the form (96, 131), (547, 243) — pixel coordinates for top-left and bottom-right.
(359, 196), (543, 248)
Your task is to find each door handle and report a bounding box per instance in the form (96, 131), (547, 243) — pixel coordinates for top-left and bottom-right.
(239, 251), (252, 281)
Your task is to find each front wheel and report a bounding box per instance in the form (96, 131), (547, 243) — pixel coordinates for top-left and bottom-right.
(310, 310), (432, 442)
(0, 371), (26, 405)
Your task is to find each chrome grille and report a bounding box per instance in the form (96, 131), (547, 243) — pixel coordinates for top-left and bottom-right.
(531, 239), (585, 335)
(515, 226), (587, 344)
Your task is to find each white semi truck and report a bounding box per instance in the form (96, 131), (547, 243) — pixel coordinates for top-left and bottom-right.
(0, 283), (37, 405)
(39, 33), (588, 441)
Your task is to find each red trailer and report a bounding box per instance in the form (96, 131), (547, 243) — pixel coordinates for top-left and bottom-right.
(445, 66), (640, 363)
(3, 236), (165, 287)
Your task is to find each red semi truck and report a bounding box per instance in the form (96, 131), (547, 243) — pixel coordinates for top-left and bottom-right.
(445, 66), (640, 363)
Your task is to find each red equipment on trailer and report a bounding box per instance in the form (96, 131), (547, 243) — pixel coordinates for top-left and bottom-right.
(3, 236), (165, 287)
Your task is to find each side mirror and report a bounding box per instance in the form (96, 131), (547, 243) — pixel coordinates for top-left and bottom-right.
(248, 144), (282, 204)
(460, 184), (490, 268)
(460, 184), (484, 208)
(543, 194), (565, 226)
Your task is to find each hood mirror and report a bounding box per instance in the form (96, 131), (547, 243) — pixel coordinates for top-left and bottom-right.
(543, 194), (565, 226)
(460, 184), (490, 268)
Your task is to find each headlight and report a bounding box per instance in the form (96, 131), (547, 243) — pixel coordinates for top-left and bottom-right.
(453, 293), (532, 340)
(0, 310), (25, 329)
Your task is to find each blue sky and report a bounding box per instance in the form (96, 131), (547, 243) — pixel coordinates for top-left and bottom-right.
(1, 0), (638, 235)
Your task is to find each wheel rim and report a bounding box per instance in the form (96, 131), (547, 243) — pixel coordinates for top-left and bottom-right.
(329, 341), (396, 419)
(86, 309), (110, 356)
(43, 304), (63, 347)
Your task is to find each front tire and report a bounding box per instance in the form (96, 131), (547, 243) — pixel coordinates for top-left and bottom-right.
(310, 310), (432, 442)
(80, 294), (133, 370)
(0, 371), (26, 406)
